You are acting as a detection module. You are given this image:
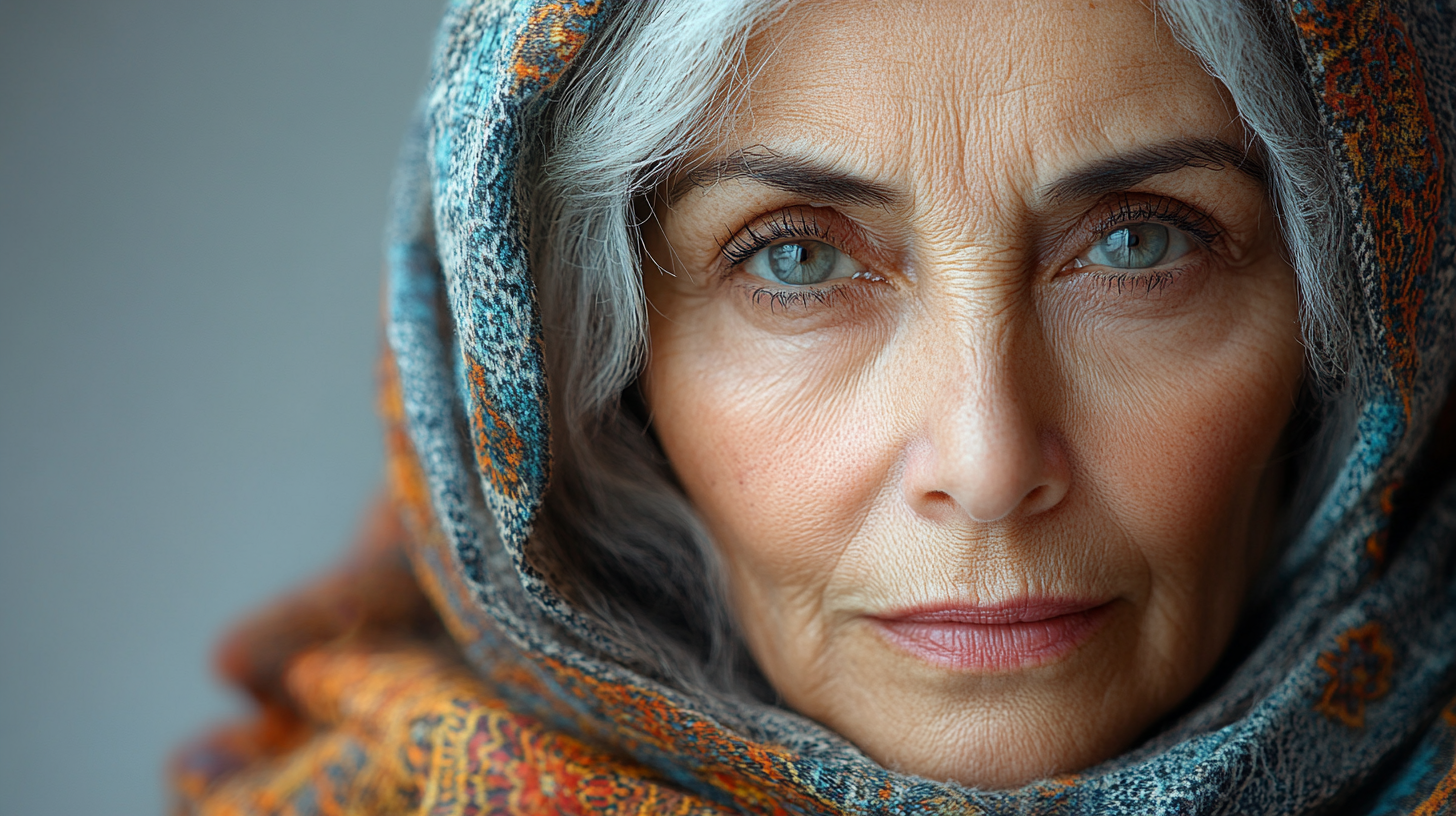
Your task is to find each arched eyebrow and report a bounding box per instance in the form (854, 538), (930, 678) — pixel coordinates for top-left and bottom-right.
(1042, 137), (1267, 204)
(668, 146), (900, 208)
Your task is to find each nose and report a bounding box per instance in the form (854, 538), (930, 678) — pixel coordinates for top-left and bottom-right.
(903, 348), (1070, 524)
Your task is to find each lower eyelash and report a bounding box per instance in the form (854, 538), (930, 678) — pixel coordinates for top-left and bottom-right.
(749, 285), (845, 312)
(1093, 269), (1181, 295)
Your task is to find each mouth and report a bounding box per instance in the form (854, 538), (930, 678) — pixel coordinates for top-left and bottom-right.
(869, 598), (1114, 672)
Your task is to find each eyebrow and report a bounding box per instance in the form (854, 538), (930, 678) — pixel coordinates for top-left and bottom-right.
(1042, 137), (1267, 203)
(668, 146), (900, 208)
(667, 137), (1265, 208)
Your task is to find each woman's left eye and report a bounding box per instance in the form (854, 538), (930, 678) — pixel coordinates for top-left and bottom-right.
(745, 240), (863, 285)
(1079, 223), (1193, 270)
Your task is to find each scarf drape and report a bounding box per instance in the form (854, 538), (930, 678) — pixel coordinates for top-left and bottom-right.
(173, 0), (1456, 813)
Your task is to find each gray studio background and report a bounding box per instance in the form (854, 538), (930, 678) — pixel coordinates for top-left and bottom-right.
(1, 2), (444, 812)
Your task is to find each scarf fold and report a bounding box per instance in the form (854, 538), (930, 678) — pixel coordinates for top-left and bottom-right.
(174, 0), (1456, 813)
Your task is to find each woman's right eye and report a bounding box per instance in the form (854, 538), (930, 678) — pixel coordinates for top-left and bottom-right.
(1081, 222), (1193, 270)
(744, 239), (864, 285)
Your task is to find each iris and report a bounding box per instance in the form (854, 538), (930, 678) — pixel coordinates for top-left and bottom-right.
(753, 240), (844, 285)
(1087, 223), (1179, 269)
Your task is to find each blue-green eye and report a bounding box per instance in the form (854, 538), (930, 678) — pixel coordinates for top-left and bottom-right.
(746, 240), (861, 285)
(1082, 223), (1192, 269)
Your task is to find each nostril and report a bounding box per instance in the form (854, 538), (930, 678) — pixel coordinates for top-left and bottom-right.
(1019, 484), (1057, 516)
(919, 489), (961, 519)
(901, 417), (1072, 525)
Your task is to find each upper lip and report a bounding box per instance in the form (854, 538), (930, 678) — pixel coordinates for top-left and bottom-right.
(871, 597), (1111, 625)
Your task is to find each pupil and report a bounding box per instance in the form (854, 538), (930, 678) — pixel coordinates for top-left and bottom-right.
(1096, 224), (1168, 269)
(771, 243), (807, 271)
(771, 243), (817, 283)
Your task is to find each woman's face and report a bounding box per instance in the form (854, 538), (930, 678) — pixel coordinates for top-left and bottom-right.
(641, 0), (1303, 788)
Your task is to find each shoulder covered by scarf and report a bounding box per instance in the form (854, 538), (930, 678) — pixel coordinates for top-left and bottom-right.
(172, 0), (1456, 813)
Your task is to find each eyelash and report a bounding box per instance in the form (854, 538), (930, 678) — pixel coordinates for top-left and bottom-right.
(1095, 270), (1180, 295)
(1088, 195), (1219, 244)
(719, 208), (838, 267)
(748, 287), (845, 311)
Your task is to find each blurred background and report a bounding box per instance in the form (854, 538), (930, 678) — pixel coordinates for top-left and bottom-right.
(0, 1), (442, 812)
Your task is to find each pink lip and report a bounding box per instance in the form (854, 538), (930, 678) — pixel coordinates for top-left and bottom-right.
(870, 598), (1114, 671)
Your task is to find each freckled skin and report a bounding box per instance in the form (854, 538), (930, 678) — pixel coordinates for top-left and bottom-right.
(640, 0), (1304, 789)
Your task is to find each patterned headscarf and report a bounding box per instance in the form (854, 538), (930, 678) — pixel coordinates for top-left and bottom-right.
(173, 0), (1456, 813)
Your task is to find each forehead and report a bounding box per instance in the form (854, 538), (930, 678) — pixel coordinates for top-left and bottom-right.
(725, 0), (1242, 200)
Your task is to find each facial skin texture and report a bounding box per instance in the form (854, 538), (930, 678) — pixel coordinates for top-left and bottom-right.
(640, 0), (1304, 789)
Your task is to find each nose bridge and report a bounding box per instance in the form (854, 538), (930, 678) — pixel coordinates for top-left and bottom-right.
(909, 298), (1065, 524)
(933, 305), (1019, 423)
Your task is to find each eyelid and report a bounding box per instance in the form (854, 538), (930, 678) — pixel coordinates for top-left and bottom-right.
(1088, 194), (1221, 245)
(719, 207), (829, 266)
(717, 206), (888, 279)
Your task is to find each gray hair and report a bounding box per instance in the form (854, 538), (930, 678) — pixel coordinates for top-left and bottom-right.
(518, 0), (1347, 699)
(1157, 0), (1350, 382)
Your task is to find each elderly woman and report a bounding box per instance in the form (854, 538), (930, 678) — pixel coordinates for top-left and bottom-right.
(173, 0), (1456, 813)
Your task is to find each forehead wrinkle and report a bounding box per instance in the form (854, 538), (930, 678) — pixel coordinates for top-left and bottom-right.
(900, 100), (1042, 244)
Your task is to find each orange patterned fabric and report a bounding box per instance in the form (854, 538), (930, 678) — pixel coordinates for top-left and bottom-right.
(171, 522), (730, 816)
(177, 643), (729, 815)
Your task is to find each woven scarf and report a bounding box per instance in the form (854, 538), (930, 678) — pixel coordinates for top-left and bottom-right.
(173, 0), (1456, 813)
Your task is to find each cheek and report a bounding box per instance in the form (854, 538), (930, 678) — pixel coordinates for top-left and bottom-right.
(643, 302), (894, 610)
(1055, 273), (1302, 632)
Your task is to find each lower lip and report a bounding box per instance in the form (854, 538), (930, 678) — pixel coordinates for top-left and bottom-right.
(871, 601), (1113, 672)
